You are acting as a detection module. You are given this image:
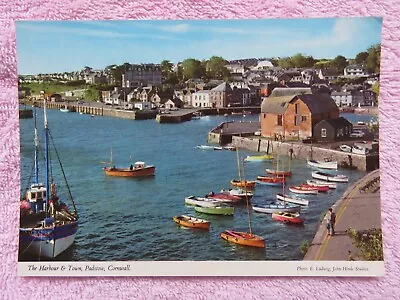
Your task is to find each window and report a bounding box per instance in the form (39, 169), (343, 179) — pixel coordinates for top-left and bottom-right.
(277, 114), (282, 126)
(295, 103), (299, 114)
(263, 113), (266, 119)
(301, 116), (307, 122)
(321, 128), (327, 138)
(294, 116), (300, 126)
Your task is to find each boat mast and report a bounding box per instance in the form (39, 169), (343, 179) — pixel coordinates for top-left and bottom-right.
(44, 98), (50, 215)
(33, 108), (39, 184)
(236, 147), (241, 180)
(241, 159), (253, 235)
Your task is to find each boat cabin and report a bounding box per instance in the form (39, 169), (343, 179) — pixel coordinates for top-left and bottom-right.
(134, 161), (146, 169)
(27, 183), (47, 213)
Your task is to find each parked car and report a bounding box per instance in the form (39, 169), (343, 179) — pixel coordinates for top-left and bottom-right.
(254, 131), (261, 136)
(350, 130), (365, 138)
(352, 145), (369, 155)
(339, 144), (352, 152)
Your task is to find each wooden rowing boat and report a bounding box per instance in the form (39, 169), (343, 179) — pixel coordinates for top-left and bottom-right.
(288, 186), (318, 195)
(194, 205), (234, 216)
(306, 180), (337, 189)
(307, 159), (338, 170)
(173, 215), (210, 229)
(184, 196), (221, 207)
(311, 171), (349, 183)
(256, 176), (285, 186)
(244, 154), (273, 162)
(265, 169), (292, 177)
(252, 203), (301, 214)
(272, 212), (304, 225)
(301, 184), (329, 193)
(276, 193), (309, 206)
(220, 230), (265, 248)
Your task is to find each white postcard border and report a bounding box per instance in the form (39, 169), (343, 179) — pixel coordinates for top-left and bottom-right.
(18, 261), (385, 277)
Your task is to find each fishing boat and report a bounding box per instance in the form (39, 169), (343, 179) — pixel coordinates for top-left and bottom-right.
(276, 193), (309, 206)
(213, 146), (223, 150)
(265, 169), (292, 177)
(256, 176), (285, 186)
(244, 154), (273, 162)
(231, 179), (256, 188)
(196, 145), (214, 150)
(194, 205), (234, 216)
(206, 192), (242, 203)
(173, 215), (210, 229)
(272, 212), (304, 225)
(301, 184), (329, 193)
(252, 202), (301, 214)
(311, 171), (349, 183)
(223, 146), (236, 151)
(60, 105), (70, 113)
(102, 149), (155, 177)
(221, 188), (253, 199)
(288, 186), (319, 195)
(307, 159), (338, 170)
(19, 102), (79, 259)
(306, 180), (337, 189)
(221, 158), (265, 248)
(184, 196), (221, 207)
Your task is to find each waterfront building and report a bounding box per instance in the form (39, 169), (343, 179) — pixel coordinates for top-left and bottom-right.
(122, 64), (162, 88)
(192, 90), (212, 108)
(344, 64), (368, 77)
(133, 101), (152, 110)
(314, 117), (353, 142)
(260, 88), (339, 139)
(331, 90), (364, 107)
(210, 82), (233, 108)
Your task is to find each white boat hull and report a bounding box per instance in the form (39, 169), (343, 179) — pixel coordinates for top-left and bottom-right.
(276, 193), (309, 206)
(60, 109), (70, 113)
(288, 187), (318, 195)
(306, 180), (337, 189)
(252, 204), (301, 214)
(311, 171), (349, 183)
(307, 160), (338, 170)
(184, 196), (220, 207)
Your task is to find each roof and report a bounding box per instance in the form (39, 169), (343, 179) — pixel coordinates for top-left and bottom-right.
(211, 82), (232, 92)
(331, 91), (351, 96)
(270, 87), (312, 97)
(315, 117), (352, 128)
(296, 94), (339, 115)
(261, 95), (294, 114)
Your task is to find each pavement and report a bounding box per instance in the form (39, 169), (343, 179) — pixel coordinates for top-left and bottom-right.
(304, 169), (381, 261)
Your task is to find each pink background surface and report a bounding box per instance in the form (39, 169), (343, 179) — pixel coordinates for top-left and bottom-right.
(1, 0), (399, 299)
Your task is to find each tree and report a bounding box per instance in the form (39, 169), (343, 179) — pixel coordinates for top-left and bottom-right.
(366, 44), (381, 74)
(347, 228), (383, 261)
(206, 56), (230, 79)
(331, 55), (348, 73)
(181, 58), (205, 80)
(355, 51), (369, 65)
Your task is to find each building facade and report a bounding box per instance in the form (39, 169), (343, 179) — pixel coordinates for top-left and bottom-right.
(122, 64), (162, 88)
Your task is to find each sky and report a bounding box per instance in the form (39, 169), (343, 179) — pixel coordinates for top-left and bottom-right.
(15, 17), (382, 75)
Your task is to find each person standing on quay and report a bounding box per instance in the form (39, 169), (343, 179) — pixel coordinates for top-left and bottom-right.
(327, 208), (336, 236)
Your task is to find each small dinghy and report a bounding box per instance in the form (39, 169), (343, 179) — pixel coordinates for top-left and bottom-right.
(184, 196), (221, 207)
(306, 180), (337, 189)
(220, 230), (265, 248)
(252, 203), (301, 214)
(272, 212), (304, 225)
(244, 154), (273, 162)
(311, 171), (349, 183)
(276, 193), (309, 206)
(301, 184), (329, 193)
(173, 215), (210, 229)
(194, 205), (234, 216)
(288, 186), (318, 195)
(307, 159), (338, 170)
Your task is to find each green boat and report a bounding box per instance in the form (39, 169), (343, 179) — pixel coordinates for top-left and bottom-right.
(194, 205), (234, 216)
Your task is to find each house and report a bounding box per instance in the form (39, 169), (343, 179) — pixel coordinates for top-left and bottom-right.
(192, 90), (212, 108)
(150, 91), (175, 107)
(344, 65), (368, 77)
(164, 98), (183, 109)
(363, 90), (377, 106)
(122, 64), (162, 87)
(139, 86), (156, 102)
(314, 117), (353, 142)
(331, 90), (364, 107)
(133, 101), (153, 110)
(210, 82), (233, 108)
(231, 87), (251, 107)
(260, 91), (339, 139)
(317, 69), (341, 81)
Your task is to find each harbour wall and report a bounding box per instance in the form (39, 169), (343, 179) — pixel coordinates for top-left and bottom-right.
(230, 136), (379, 172)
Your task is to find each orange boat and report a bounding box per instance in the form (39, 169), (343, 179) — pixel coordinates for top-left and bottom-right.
(221, 230), (265, 248)
(173, 215), (210, 229)
(103, 161), (155, 177)
(231, 179), (256, 188)
(265, 169), (292, 177)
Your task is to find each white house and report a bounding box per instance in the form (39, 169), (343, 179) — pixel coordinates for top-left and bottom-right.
(192, 90), (212, 108)
(344, 65), (368, 77)
(331, 90), (365, 107)
(134, 101), (153, 110)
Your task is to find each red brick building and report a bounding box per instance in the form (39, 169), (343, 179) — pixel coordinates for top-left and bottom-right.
(260, 92), (339, 140)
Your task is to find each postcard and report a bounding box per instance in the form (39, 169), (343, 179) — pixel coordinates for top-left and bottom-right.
(16, 17), (384, 276)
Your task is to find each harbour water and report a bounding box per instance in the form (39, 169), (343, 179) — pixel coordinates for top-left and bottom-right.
(19, 109), (370, 261)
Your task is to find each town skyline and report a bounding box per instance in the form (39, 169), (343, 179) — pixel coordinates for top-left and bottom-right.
(16, 17), (382, 75)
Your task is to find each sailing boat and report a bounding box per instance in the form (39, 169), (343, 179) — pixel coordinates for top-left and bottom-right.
(19, 101), (79, 259)
(102, 148), (155, 177)
(231, 147), (256, 188)
(221, 157), (265, 248)
(256, 142), (285, 186)
(266, 147), (292, 176)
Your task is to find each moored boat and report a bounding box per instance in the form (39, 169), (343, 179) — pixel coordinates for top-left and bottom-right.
(223, 146), (236, 151)
(265, 169), (292, 177)
(256, 176), (284, 186)
(288, 186), (318, 195)
(276, 193), (309, 206)
(194, 205), (234, 215)
(184, 196), (221, 207)
(352, 145), (369, 155)
(206, 192), (242, 203)
(20, 102), (79, 259)
(252, 203), (301, 214)
(220, 230), (265, 248)
(221, 188), (253, 199)
(103, 161), (155, 177)
(196, 145), (214, 150)
(272, 212), (304, 225)
(301, 184), (329, 193)
(231, 179), (256, 188)
(244, 154), (273, 162)
(173, 215), (210, 229)
(311, 171), (349, 183)
(307, 159), (338, 170)
(340, 144), (352, 152)
(60, 105), (70, 113)
(306, 179), (337, 189)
